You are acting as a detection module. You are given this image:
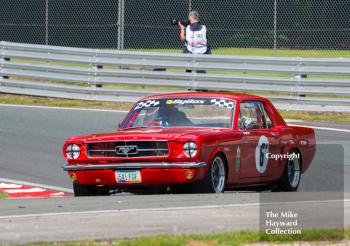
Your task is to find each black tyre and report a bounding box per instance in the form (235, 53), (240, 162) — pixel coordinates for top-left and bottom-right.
(73, 183), (110, 196)
(274, 151), (301, 192)
(193, 155), (226, 193)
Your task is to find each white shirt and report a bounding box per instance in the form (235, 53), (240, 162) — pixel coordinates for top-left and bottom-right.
(185, 24), (208, 54)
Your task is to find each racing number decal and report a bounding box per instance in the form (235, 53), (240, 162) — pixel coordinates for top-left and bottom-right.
(255, 135), (269, 174)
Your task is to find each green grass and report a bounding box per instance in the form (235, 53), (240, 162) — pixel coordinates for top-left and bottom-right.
(280, 110), (350, 123)
(129, 47), (350, 58)
(0, 94), (133, 111)
(1, 93), (349, 123)
(0, 192), (8, 199)
(28, 228), (347, 246)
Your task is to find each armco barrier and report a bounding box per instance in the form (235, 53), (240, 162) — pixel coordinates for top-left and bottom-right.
(1, 41), (350, 112)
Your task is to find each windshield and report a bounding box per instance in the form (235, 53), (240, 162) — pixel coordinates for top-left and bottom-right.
(121, 98), (235, 129)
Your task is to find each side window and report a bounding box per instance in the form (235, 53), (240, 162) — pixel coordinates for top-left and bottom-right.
(238, 102), (259, 130)
(238, 101), (273, 130)
(262, 105), (274, 129)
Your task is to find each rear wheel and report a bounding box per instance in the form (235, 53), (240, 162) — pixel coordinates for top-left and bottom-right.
(193, 155), (226, 193)
(274, 151), (301, 192)
(73, 183), (110, 196)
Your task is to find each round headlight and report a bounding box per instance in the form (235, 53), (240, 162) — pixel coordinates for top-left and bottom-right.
(183, 142), (198, 158)
(66, 144), (81, 159)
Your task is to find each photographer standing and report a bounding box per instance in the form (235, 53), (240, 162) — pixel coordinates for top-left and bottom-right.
(179, 10), (211, 55)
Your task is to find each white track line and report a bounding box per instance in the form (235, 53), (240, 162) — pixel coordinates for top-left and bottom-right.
(0, 178), (73, 193)
(0, 183), (22, 189)
(0, 199), (347, 220)
(5, 188), (46, 194)
(0, 104), (128, 113)
(288, 124), (350, 133)
(50, 192), (66, 197)
(284, 119), (304, 123)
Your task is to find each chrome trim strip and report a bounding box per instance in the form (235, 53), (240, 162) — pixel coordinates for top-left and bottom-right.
(62, 162), (206, 171)
(88, 148), (169, 152)
(86, 140), (168, 144)
(86, 156), (168, 159)
(88, 149), (118, 152)
(86, 140), (170, 158)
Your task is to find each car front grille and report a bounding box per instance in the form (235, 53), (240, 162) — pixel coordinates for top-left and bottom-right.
(86, 141), (169, 158)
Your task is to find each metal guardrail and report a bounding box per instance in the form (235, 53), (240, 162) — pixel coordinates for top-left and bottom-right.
(1, 41), (350, 112)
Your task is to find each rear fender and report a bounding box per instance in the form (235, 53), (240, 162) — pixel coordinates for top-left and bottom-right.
(285, 126), (316, 173)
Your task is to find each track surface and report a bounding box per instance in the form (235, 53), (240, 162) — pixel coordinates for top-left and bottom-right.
(0, 104), (349, 243)
(0, 193), (347, 244)
(0, 104), (349, 190)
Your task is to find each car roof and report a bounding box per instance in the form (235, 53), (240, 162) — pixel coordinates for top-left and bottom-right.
(143, 91), (266, 101)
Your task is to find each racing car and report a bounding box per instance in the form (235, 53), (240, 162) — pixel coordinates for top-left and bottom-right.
(62, 92), (316, 196)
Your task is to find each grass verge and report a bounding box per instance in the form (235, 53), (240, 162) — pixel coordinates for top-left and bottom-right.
(0, 93), (349, 123)
(0, 94), (133, 111)
(29, 228), (347, 246)
(129, 47), (350, 58)
(279, 110), (350, 123)
(0, 192), (8, 199)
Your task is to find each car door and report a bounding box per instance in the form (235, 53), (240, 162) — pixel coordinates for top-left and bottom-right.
(237, 101), (280, 180)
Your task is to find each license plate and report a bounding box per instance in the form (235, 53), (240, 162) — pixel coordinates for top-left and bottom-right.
(115, 170), (141, 183)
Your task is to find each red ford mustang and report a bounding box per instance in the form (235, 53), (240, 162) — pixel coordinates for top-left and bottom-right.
(62, 92), (316, 196)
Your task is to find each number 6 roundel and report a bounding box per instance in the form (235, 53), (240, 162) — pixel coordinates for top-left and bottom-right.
(255, 135), (269, 174)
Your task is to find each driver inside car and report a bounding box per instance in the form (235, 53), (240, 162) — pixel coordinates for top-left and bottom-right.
(157, 105), (193, 127)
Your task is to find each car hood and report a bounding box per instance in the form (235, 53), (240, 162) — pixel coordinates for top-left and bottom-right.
(67, 127), (229, 143)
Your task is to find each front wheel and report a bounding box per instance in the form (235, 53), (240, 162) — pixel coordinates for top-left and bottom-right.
(274, 151), (301, 192)
(192, 155), (226, 193)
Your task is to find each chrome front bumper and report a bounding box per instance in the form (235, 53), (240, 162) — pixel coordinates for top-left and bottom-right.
(62, 162), (206, 171)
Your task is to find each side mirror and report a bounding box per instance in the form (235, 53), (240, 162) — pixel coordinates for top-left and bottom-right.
(117, 122), (121, 130)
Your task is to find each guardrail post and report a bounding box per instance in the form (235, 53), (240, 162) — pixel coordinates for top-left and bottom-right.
(1, 58), (10, 80)
(294, 58), (307, 101)
(0, 42), (9, 80)
(0, 43), (3, 81)
(295, 74), (307, 98)
(0, 58), (3, 82)
(92, 64), (103, 88)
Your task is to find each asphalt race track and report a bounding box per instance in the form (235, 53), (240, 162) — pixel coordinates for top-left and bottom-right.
(0, 104), (349, 191)
(0, 104), (349, 244)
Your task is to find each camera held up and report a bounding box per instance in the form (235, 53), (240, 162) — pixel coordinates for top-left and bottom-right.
(170, 19), (189, 26)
